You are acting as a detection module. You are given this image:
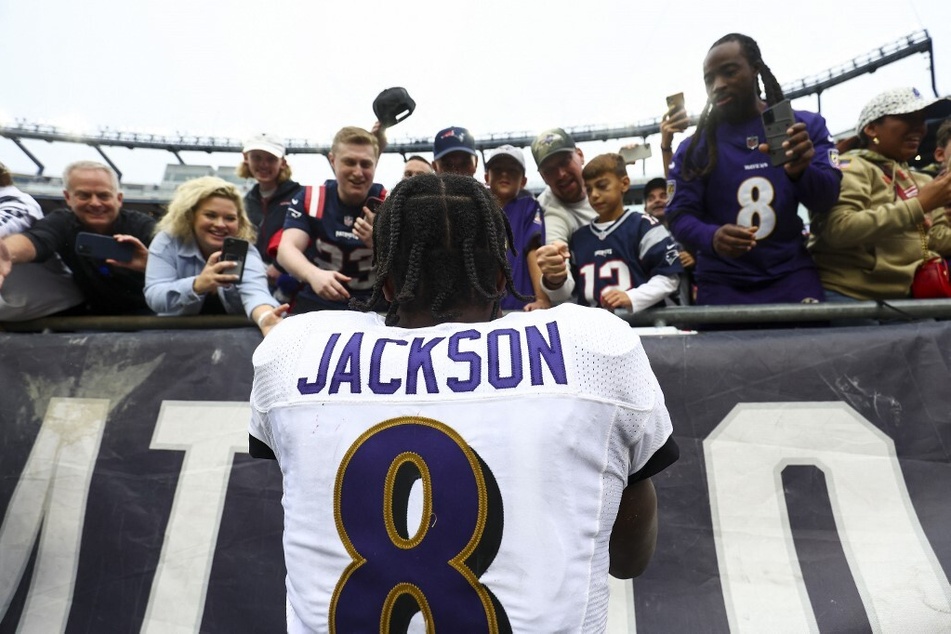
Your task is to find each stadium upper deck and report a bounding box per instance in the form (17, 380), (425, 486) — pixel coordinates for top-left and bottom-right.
(1, 31), (940, 210)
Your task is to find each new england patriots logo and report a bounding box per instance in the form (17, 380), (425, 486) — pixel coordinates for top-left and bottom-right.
(440, 129), (465, 142)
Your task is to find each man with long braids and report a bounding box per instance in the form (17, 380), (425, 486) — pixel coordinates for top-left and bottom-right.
(249, 174), (678, 632)
(665, 33), (841, 305)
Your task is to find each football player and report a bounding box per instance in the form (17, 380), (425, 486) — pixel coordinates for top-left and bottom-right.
(250, 173), (679, 632)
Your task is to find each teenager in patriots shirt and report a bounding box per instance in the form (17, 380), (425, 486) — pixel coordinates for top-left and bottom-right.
(278, 126), (387, 313)
(665, 33), (841, 305)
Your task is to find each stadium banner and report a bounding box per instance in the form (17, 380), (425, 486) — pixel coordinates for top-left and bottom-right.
(1, 322), (950, 632)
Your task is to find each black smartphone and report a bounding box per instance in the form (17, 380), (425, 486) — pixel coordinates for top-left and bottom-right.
(221, 237), (249, 283)
(762, 99), (796, 167)
(365, 196), (384, 214)
(75, 232), (135, 262)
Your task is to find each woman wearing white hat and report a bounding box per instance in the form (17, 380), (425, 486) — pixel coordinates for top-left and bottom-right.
(808, 87), (951, 302)
(237, 133), (302, 291)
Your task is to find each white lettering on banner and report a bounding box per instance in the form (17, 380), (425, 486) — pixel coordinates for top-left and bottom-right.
(705, 402), (951, 633)
(0, 397), (109, 633)
(141, 401), (250, 634)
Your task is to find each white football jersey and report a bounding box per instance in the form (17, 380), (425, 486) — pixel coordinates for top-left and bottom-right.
(250, 303), (674, 633)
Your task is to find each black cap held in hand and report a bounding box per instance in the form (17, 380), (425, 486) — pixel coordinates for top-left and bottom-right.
(373, 87), (416, 128)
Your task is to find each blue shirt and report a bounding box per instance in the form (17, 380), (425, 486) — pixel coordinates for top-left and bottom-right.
(570, 210), (683, 308)
(145, 231), (277, 317)
(282, 180), (386, 310)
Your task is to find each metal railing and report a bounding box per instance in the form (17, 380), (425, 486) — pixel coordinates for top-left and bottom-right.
(4, 299), (951, 333)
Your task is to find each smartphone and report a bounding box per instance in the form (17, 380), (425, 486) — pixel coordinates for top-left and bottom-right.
(365, 196), (384, 214)
(75, 232), (135, 262)
(762, 99), (796, 167)
(221, 237), (249, 283)
(619, 144), (652, 164)
(666, 92), (685, 111)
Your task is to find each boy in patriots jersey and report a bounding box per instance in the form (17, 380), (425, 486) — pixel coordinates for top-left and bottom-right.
(278, 126), (387, 313)
(665, 33), (840, 306)
(250, 174), (678, 633)
(484, 144), (549, 311)
(540, 153), (682, 312)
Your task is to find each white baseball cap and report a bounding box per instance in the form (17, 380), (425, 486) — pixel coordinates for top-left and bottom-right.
(855, 87), (950, 134)
(485, 144), (526, 171)
(242, 132), (285, 158)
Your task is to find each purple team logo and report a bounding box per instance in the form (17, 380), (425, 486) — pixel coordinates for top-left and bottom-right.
(828, 149), (840, 169)
(746, 136), (759, 150)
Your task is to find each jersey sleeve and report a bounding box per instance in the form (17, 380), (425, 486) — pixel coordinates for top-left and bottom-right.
(0, 192), (42, 237)
(560, 305), (677, 479)
(604, 319), (676, 478)
(249, 315), (311, 457)
(791, 111), (842, 215)
(665, 140), (720, 255)
(637, 220), (684, 278)
(282, 192), (313, 234)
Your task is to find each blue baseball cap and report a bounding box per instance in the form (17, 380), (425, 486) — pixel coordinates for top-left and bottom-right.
(433, 126), (477, 160)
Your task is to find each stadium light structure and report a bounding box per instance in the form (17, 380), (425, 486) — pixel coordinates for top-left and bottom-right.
(0, 31), (938, 177)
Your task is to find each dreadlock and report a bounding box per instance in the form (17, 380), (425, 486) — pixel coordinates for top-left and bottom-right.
(356, 173), (530, 326)
(683, 33), (785, 180)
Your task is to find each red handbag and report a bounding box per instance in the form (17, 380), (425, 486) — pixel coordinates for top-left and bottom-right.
(911, 224), (951, 298)
(912, 256), (951, 298)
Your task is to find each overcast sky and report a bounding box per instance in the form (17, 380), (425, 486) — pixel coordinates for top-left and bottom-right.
(1, 0), (949, 191)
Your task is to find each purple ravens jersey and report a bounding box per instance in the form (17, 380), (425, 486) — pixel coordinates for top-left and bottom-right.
(283, 180), (387, 310)
(501, 195), (544, 311)
(666, 109), (840, 292)
(569, 210), (683, 308)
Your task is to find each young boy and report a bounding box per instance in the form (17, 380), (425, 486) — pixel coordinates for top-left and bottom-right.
(540, 153), (683, 312)
(484, 145), (549, 310)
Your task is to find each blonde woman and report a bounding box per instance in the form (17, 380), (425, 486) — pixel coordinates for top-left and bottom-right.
(145, 176), (287, 335)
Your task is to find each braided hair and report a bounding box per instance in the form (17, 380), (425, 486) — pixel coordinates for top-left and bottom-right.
(683, 33), (785, 180)
(357, 173), (530, 326)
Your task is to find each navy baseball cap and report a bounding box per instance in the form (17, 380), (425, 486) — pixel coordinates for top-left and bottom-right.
(434, 127), (477, 160)
(643, 177), (667, 198)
